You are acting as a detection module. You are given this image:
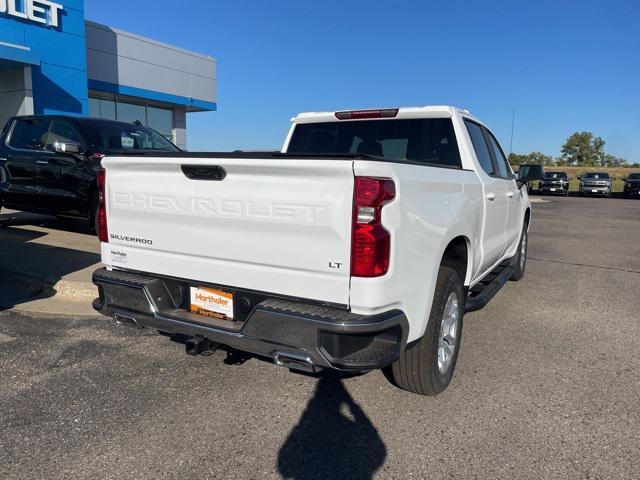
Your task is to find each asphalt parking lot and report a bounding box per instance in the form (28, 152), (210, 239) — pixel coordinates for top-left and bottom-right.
(1, 196), (639, 480)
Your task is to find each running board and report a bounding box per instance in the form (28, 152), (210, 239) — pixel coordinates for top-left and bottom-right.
(465, 259), (516, 312)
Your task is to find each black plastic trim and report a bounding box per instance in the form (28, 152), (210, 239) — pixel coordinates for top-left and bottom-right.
(92, 267), (408, 371)
(465, 258), (516, 312)
(181, 164), (226, 181)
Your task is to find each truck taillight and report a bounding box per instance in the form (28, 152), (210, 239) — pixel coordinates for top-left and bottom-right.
(97, 168), (108, 243)
(351, 177), (395, 277)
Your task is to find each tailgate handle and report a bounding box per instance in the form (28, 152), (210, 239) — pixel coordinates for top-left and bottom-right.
(181, 165), (226, 181)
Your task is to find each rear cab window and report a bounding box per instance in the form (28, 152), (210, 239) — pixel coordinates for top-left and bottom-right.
(82, 120), (180, 153)
(287, 118), (462, 168)
(44, 120), (85, 151)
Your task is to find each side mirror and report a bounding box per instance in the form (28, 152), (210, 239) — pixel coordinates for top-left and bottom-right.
(54, 142), (82, 155)
(516, 165), (543, 189)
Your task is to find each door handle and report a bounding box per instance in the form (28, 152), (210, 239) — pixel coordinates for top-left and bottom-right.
(506, 191), (515, 198)
(36, 160), (49, 165)
(486, 192), (496, 201)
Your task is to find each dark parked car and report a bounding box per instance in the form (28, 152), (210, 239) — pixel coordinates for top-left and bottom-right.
(579, 172), (613, 197)
(623, 173), (640, 198)
(538, 171), (570, 195)
(0, 115), (180, 229)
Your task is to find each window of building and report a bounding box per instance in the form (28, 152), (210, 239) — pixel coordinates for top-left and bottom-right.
(116, 102), (146, 125)
(89, 98), (116, 120)
(147, 106), (173, 140)
(89, 96), (174, 141)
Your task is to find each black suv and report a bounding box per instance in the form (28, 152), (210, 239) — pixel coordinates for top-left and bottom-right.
(538, 171), (570, 195)
(0, 115), (180, 229)
(623, 173), (640, 198)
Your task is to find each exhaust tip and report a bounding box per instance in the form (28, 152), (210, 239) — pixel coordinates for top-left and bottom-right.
(273, 351), (316, 373)
(113, 313), (140, 328)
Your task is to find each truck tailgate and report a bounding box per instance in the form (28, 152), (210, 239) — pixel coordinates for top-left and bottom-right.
(101, 156), (354, 306)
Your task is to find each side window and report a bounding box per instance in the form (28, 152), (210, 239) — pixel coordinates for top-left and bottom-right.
(45, 120), (84, 151)
(486, 131), (511, 179)
(8, 119), (50, 150)
(465, 120), (495, 176)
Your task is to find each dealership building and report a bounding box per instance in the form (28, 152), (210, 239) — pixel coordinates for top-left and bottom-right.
(0, 0), (217, 148)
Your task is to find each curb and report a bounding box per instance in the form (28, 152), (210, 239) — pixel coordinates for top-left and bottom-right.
(0, 269), (96, 303)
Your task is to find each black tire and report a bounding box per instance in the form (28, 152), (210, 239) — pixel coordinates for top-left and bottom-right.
(89, 192), (99, 234)
(510, 224), (528, 281)
(383, 266), (464, 396)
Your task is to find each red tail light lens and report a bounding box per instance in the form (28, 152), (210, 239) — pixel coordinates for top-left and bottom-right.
(97, 168), (108, 243)
(351, 177), (396, 277)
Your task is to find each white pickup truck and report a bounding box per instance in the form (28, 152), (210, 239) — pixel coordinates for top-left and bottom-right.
(92, 106), (540, 395)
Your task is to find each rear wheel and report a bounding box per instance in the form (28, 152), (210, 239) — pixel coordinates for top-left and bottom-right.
(383, 266), (464, 395)
(510, 223), (528, 281)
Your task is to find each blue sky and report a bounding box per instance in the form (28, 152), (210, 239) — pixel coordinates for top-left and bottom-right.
(86, 0), (640, 161)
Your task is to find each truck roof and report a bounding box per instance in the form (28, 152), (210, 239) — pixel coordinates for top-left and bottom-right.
(292, 105), (479, 124)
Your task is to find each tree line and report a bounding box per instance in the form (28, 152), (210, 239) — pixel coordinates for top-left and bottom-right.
(508, 131), (639, 168)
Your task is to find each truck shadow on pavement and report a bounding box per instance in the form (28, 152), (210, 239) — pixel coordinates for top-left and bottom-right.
(277, 375), (386, 480)
(0, 212), (100, 310)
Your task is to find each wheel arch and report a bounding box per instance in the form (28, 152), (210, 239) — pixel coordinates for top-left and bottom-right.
(440, 235), (472, 286)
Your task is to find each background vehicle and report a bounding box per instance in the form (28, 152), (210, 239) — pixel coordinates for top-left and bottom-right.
(623, 173), (640, 198)
(579, 172), (613, 197)
(539, 171), (570, 195)
(92, 106), (540, 396)
(0, 116), (180, 229)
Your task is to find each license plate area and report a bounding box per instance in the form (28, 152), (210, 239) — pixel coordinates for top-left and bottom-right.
(190, 286), (234, 321)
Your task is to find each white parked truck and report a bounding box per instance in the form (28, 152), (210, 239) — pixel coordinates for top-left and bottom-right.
(92, 106), (540, 395)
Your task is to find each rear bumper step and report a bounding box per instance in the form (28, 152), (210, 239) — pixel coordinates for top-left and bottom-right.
(92, 268), (408, 372)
